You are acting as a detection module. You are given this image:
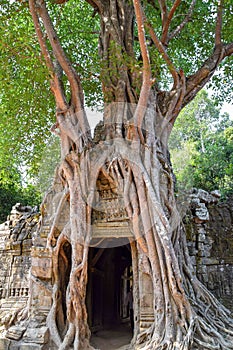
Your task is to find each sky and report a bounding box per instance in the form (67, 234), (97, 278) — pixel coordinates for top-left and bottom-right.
(222, 102), (233, 119)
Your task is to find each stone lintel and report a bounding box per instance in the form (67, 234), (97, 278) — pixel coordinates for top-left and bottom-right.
(92, 222), (132, 238)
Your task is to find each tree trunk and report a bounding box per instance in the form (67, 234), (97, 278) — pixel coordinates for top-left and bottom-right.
(45, 102), (233, 350)
(27, 0), (233, 349)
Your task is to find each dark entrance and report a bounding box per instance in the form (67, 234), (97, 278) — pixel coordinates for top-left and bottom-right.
(86, 242), (132, 332)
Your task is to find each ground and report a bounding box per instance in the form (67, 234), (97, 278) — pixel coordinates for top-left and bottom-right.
(91, 323), (132, 350)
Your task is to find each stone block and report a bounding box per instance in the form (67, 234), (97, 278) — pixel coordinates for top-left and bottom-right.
(210, 190), (221, 199)
(0, 338), (11, 349)
(141, 294), (153, 309)
(197, 189), (211, 203)
(198, 250), (206, 257)
(209, 258), (220, 265)
(198, 233), (206, 242)
(31, 257), (52, 279)
(6, 326), (26, 340)
(19, 344), (45, 350)
(31, 247), (51, 258)
(23, 327), (49, 345)
(195, 203), (209, 222)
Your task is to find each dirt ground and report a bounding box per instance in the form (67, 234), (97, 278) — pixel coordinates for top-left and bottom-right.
(90, 324), (132, 350)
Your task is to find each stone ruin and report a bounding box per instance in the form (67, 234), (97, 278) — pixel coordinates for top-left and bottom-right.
(187, 189), (233, 310)
(0, 190), (233, 349)
(0, 203), (40, 347)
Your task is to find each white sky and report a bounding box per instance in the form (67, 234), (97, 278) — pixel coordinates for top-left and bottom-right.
(86, 108), (103, 131)
(221, 102), (233, 119)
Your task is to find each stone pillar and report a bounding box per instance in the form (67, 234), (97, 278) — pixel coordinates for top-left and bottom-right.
(138, 255), (154, 331)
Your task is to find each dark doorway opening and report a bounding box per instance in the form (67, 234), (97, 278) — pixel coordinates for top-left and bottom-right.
(86, 242), (132, 333)
(57, 240), (72, 334)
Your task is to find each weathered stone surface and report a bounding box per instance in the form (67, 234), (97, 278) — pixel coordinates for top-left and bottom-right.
(210, 190), (221, 198)
(0, 204), (39, 343)
(187, 192), (233, 310)
(19, 344), (47, 350)
(190, 197), (209, 222)
(0, 338), (11, 349)
(0, 191), (233, 347)
(23, 327), (49, 344)
(6, 326), (26, 341)
(31, 257), (52, 279)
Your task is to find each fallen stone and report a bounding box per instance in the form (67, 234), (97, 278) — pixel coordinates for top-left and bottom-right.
(6, 326), (26, 341)
(23, 327), (49, 345)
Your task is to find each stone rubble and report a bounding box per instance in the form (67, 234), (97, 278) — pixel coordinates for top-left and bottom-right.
(186, 189), (233, 310)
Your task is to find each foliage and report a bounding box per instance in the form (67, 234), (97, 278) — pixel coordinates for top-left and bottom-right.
(0, 0), (100, 176)
(170, 90), (233, 197)
(36, 135), (61, 196)
(0, 0), (232, 174)
(0, 162), (41, 223)
(0, 0), (232, 214)
(0, 0), (100, 213)
(145, 0), (233, 93)
(1, 1), (233, 349)
(0, 0), (54, 175)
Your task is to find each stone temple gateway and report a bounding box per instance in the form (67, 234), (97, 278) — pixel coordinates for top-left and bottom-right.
(0, 186), (233, 349)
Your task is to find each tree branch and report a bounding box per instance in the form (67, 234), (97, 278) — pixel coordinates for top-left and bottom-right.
(170, 69), (186, 124)
(183, 1), (232, 107)
(161, 0), (181, 45)
(29, 0), (67, 110)
(145, 21), (179, 88)
(29, 0), (53, 74)
(33, 0), (92, 140)
(184, 46), (224, 106)
(215, 0), (223, 47)
(158, 0), (167, 28)
(168, 0), (197, 43)
(53, 0), (69, 3)
(36, 0), (84, 112)
(85, 0), (102, 12)
(132, 0), (152, 143)
(223, 42), (233, 58)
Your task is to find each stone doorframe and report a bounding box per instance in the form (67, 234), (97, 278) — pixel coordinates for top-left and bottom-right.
(91, 222), (154, 333)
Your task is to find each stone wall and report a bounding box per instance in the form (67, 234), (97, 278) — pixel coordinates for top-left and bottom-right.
(186, 189), (233, 310)
(0, 203), (39, 344)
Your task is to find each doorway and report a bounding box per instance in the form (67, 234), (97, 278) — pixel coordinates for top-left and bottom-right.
(86, 242), (132, 332)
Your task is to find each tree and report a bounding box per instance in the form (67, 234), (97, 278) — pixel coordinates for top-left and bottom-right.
(3, 0), (233, 349)
(170, 90), (233, 197)
(0, 164), (40, 222)
(0, 140), (41, 223)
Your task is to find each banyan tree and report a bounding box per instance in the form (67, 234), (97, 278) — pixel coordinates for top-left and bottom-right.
(7, 0), (233, 349)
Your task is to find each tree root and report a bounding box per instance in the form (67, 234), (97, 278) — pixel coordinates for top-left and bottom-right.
(39, 138), (233, 350)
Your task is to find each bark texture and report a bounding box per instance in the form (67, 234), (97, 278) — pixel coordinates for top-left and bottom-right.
(27, 0), (233, 349)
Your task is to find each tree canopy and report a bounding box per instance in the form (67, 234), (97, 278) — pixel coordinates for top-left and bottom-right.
(1, 1), (233, 168)
(1, 0), (233, 220)
(1, 1), (233, 349)
(170, 90), (233, 197)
